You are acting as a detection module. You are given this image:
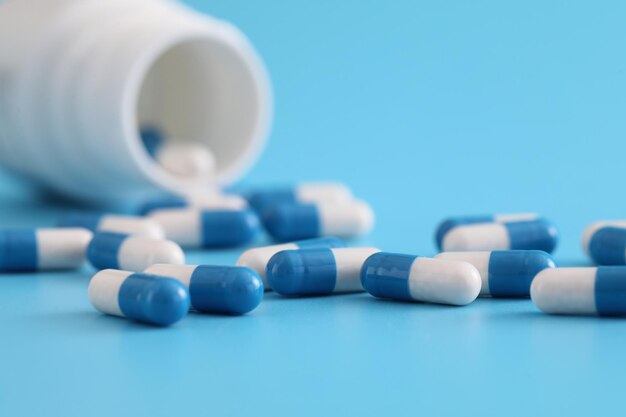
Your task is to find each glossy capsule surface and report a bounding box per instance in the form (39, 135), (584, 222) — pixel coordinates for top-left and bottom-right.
(87, 232), (185, 271)
(361, 253), (481, 305)
(88, 269), (189, 326)
(236, 237), (346, 289)
(441, 218), (558, 253)
(531, 267), (626, 316)
(267, 247), (380, 296)
(145, 264), (263, 315)
(436, 250), (555, 297)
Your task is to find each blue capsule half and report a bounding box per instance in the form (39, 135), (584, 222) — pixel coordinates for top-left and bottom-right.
(436, 250), (556, 297)
(266, 247), (378, 296)
(88, 270), (190, 326)
(145, 264), (264, 315)
(589, 227), (626, 265)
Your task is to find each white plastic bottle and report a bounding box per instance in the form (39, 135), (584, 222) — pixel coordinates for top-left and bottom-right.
(0, 0), (272, 202)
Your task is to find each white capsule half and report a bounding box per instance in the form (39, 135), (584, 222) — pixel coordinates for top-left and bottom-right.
(361, 253), (481, 306)
(531, 268), (597, 315)
(36, 228), (94, 270)
(155, 142), (216, 178)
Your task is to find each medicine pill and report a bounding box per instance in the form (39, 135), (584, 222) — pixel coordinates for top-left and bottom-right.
(58, 212), (164, 239)
(156, 143), (216, 178)
(88, 269), (189, 326)
(361, 253), (481, 305)
(246, 182), (353, 212)
(149, 208), (260, 248)
(441, 219), (558, 253)
(588, 227), (626, 265)
(581, 221), (626, 255)
(262, 200), (374, 242)
(141, 127), (216, 178)
(531, 267), (626, 316)
(87, 232), (185, 271)
(267, 247), (380, 296)
(435, 213), (539, 250)
(435, 250), (555, 297)
(0, 228), (92, 271)
(236, 237), (346, 289)
(144, 264), (263, 315)
(138, 193), (247, 215)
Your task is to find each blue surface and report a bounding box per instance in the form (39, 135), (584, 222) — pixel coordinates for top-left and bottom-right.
(2, 0), (626, 416)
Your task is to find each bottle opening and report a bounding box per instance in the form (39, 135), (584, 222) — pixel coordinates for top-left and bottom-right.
(133, 34), (270, 190)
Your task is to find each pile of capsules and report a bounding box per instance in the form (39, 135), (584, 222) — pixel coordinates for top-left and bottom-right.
(3, 178), (626, 326)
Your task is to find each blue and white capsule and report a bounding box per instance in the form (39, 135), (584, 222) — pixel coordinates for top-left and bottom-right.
(246, 182), (353, 212)
(148, 207), (260, 248)
(236, 237), (346, 289)
(262, 200), (374, 242)
(0, 228), (93, 272)
(88, 269), (189, 326)
(144, 264), (263, 315)
(436, 250), (556, 297)
(588, 227), (626, 265)
(581, 221), (626, 255)
(138, 193), (247, 215)
(361, 253), (481, 305)
(58, 212), (164, 239)
(531, 267), (626, 316)
(87, 232), (185, 272)
(435, 213), (539, 250)
(267, 247), (380, 296)
(441, 218), (558, 253)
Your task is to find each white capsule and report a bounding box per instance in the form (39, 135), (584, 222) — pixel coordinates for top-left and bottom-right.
(155, 142), (216, 178)
(581, 220), (626, 255)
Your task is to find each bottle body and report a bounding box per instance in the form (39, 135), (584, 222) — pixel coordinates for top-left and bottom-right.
(0, 0), (272, 202)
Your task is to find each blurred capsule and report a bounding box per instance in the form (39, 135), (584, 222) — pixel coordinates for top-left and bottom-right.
(246, 182), (353, 212)
(149, 208), (260, 248)
(58, 212), (164, 239)
(262, 200), (374, 242)
(87, 232), (185, 271)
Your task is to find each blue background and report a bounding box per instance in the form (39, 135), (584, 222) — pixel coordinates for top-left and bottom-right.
(1, 1), (626, 416)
